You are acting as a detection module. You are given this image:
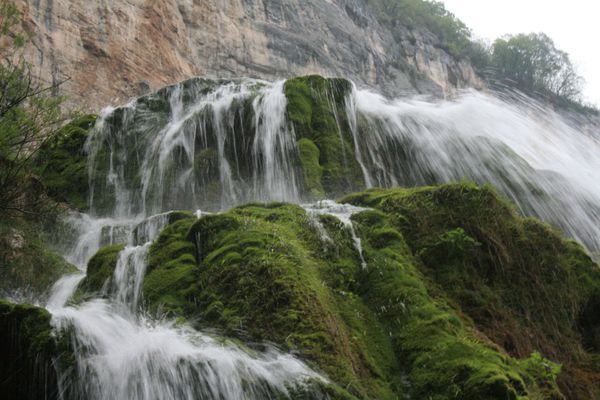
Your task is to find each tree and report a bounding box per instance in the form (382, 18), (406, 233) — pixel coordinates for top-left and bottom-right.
(491, 33), (583, 101)
(0, 1), (67, 216)
(366, 0), (473, 58)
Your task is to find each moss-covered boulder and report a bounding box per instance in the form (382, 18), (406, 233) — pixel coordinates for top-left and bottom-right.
(76, 243), (124, 299)
(34, 114), (97, 211)
(0, 300), (72, 400)
(143, 203), (395, 398)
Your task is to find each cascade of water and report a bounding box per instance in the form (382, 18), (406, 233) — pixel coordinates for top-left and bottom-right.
(86, 79), (302, 217)
(344, 89), (374, 188)
(47, 209), (325, 400)
(111, 243), (151, 312)
(64, 213), (140, 269)
(84, 77), (600, 252)
(348, 87), (600, 253)
(39, 76), (600, 399)
(53, 299), (324, 400)
(303, 200), (369, 269)
(251, 80), (300, 201)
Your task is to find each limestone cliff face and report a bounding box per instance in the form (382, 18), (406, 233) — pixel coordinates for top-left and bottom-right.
(17, 0), (483, 110)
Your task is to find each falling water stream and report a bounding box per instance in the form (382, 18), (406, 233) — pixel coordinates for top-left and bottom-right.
(47, 213), (324, 400)
(40, 77), (600, 399)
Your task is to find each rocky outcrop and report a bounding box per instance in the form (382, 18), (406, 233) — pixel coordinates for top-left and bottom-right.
(16, 0), (482, 110)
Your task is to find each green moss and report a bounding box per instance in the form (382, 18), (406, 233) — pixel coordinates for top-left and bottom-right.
(34, 114), (97, 211)
(143, 203), (401, 398)
(347, 207), (545, 399)
(143, 218), (198, 315)
(0, 300), (71, 399)
(139, 188), (578, 398)
(77, 244), (124, 297)
(284, 76), (364, 197)
(78, 180), (599, 398)
(297, 138), (325, 199)
(343, 182), (600, 399)
(0, 218), (78, 297)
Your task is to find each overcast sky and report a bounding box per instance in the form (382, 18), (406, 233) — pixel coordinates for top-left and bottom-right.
(441, 0), (600, 106)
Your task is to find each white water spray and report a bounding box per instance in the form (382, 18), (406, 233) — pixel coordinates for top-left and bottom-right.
(347, 87), (600, 253)
(47, 211), (325, 400)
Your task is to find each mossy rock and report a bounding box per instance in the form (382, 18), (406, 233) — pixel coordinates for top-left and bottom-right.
(297, 138), (325, 199)
(34, 114), (97, 211)
(0, 300), (72, 400)
(72, 182), (598, 398)
(0, 218), (78, 299)
(76, 243), (125, 299)
(140, 185), (577, 399)
(284, 76), (364, 197)
(77, 211), (196, 300)
(144, 203), (398, 398)
(342, 182), (600, 399)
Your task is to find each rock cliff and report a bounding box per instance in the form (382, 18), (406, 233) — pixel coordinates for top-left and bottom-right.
(16, 0), (482, 110)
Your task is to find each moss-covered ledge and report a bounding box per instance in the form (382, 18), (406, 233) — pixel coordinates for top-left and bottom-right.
(342, 182), (600, 399)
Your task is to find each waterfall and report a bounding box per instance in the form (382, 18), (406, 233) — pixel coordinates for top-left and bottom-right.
(85, 79), (301, 217)
(347, 86), (600, 253)
(47, 212), (325, 400)
(84, 77), (600, 253)
(37, 75), (600, 399)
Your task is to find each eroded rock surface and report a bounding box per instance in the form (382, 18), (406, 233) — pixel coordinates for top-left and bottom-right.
(17, 0), (482, 110)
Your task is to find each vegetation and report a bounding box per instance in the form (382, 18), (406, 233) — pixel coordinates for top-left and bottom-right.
(0, 300), (71, 400)
(364, 0), (595, 111)
(342, 182), (600, 399)
(76, 243), (124, 299)
(0, 218), (77, 298)
(284, 75), (364, 197)
(366, 0), (473, 58)
(0, 2), (86, 301)
(34, 114), (97, 211)
(491, 33), (584, 102)
(0, 2), (71, 217)
(79, 182), (600, 398)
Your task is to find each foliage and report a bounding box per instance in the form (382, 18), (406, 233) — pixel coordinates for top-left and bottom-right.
(521, 352), (562, 383)
(366, 0), (474, 58)
(364, 2), (595, 111)
(0, 218), (77, 298)
(34, 114), (97, 210)
(491, 33), (583, 101)
(0, 1), (68, 217)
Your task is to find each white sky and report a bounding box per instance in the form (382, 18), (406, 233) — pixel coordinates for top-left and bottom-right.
(441, 0), (600, 106)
